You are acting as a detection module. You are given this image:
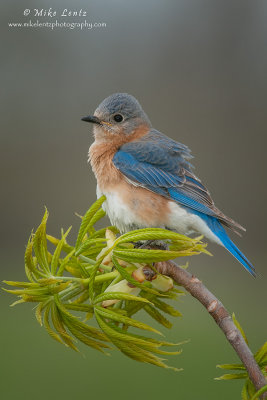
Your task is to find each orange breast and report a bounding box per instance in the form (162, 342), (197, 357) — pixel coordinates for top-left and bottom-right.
(88, 125), (171, 228)
(114, 181), (171, 226)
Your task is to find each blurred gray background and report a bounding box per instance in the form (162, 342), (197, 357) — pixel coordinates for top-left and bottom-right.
(1, 1), (266, 399)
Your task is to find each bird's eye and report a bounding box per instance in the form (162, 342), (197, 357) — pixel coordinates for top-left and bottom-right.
(113, 114), (123, 122)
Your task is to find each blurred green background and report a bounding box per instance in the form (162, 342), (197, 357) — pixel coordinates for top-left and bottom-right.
(1, 1), (266, 399)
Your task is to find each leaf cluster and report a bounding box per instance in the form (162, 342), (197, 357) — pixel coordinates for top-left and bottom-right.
(4, 196), (209, 370)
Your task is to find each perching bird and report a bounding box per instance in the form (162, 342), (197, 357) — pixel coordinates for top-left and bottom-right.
(82, 93), (255, 276)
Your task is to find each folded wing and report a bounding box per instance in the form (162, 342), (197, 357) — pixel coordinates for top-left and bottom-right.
(113, 129), (245, 233)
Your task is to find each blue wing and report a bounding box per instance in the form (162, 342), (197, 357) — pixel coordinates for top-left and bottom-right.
(113, 129), (243, 231)
(113, 129), (255, 276)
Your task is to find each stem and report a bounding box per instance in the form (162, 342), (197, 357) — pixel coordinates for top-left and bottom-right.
(52, 276), (86, 283)
(79, 255), (113, 272)
(95, 271), (118, 284)
(155, 260), (267, 399)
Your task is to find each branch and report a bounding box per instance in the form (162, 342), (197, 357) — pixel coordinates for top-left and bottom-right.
(155, 260), (267, 399)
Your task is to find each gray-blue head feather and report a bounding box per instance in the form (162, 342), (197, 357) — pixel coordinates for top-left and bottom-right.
(94, 93), (151, 134)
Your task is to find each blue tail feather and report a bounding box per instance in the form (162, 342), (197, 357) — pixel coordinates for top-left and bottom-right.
(204, 216), (256, 277)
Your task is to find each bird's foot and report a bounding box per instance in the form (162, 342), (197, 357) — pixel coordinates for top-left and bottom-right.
(134, 240), (168, 250)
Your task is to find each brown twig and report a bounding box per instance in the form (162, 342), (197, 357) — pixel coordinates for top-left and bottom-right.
(155, 260), (267, 399)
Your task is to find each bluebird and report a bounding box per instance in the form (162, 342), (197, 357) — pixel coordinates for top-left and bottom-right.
(82, 93), (255, 276)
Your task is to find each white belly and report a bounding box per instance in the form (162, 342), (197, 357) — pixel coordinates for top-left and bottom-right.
(97, 186), (148, 233)
(97, 185), (221, 245)
(166, 201), (221, 245)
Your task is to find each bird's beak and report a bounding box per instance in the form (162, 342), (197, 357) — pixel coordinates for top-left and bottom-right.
(81, 115), (101, 124)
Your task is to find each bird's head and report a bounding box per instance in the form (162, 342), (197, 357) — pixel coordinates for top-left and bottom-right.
(82, 93), (151, 142)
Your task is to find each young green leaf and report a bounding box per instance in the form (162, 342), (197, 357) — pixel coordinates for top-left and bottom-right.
(241, 383), (249, 400)
(47, 234), (74, 254)
(115, 228), (198, 244)
(57, 249), (76, 276)
(33, 208), (50, 273)
(86, 208), (106, 231)
(113, 248), (202, 264)
(24, 234), (36, 276)
(75, 238), (107, 257)
(54, 295), (108, 342)
(75, 196), (106, 250)
(111, 336), (179, 370)
(94, 306), (162, 335)
(63, 303), (94, 313)
(144, 304), (173, 329)
(62, 314), (111, 353)
(215, 373), (248, 380)
(216, 363), (246, 371)
(255, 342), (267, 364)
(232, 313), (249, 345)
(94, 312), (160, 349)
(152, 298), (182, 317)
(93, 291), (152, 306)
(3, 281), (39, 288)
(51, 227), (72, 275)
(43, 304), (65, 345)
(35, 301), (47, 326)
